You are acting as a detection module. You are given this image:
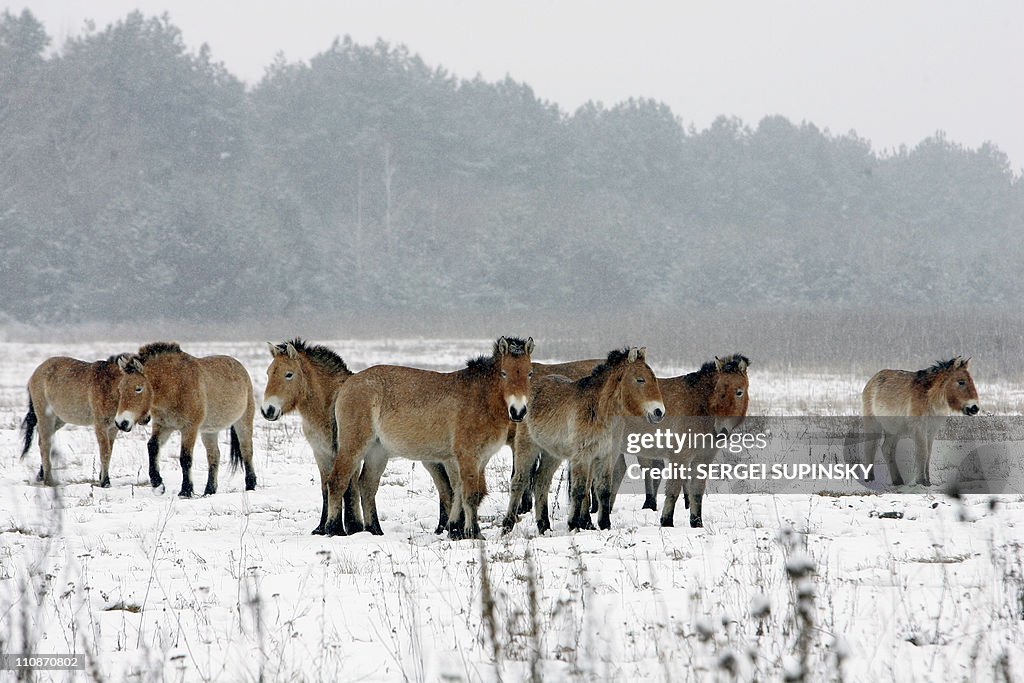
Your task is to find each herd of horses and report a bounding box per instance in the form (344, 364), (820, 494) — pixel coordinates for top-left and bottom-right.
(18, 338), (980, 539)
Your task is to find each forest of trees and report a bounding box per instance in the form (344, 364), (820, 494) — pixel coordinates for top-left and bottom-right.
(2, 10), (1022, 327)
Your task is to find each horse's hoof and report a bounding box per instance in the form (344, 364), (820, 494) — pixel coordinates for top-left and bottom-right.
(311, 526), (326, 536)
(367, 523), (384, 536)
(203, 485), (216, 496)
(99, 477), (111, 489)
(641, 497), (657, 511)
(37, 466), (44, 482)
(324, 520), (347, 537)
(518, 501), (533, 514)
(152, 483), (166, 495)
(433, 524), (445, 535)
(178, 489), (193, 499)
(537, 520), (551, 535)
(660, 518), (674, 528)
(581, 518), (596, 531)
(921, 478), (932, 487)
(690, 516), (703, 528)
(500, 517), (516, 535)
(345, 521), (365, 534)
(598, 519), (611, 531)
(245, 474), (257, 491)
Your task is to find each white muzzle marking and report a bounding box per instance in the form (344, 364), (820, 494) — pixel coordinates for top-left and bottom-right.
(644, 401), (666, 424)
(115, 410), (136, 431)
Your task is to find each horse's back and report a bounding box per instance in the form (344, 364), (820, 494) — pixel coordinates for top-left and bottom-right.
(658, 376), (708, 417)
(336, 365), (462, 459)
(30, 356), (104, 425)
(863, 369), (916, 417)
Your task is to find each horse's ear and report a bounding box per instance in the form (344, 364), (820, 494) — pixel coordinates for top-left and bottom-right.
(284, 343), (298, 359)
(961, 357), (971, 369)
(715, 356), (725, 371)
(266, 342), (281, 357)
(637, 346), (647, 361)
(117, 355), (130, 372)
(627, 347), (639, 363)
(129, 357), (144, 375)
(736, 356), (750, 373)
(497, 337), (509, 355)
(525, 337), (535, 355)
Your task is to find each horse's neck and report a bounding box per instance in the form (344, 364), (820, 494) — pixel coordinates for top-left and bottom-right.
(591, 374), (621, 423)
(299, 365), (351, 426)
(466, 368), (506, 419)
(923, 374), (951, 414)
(669, 372), (716, 416)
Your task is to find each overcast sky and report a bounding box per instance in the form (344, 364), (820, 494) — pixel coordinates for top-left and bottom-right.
(9, 1), (1024, 170)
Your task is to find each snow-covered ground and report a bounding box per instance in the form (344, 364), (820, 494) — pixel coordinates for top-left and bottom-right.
(1, 340), (1022, 682)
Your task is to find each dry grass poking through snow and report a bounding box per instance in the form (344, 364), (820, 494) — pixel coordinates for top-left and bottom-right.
(1, 340), (1022, 681)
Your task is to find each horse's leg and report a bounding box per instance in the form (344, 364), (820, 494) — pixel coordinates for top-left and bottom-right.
(503, 429), (539, 534)
(594, 456), (615, 531)
(455, 449), (486, 540)
(660, 471), (684, 527)
(533, 452), (561, 535)
(92, 422), (115, 488)
(200, 432), (220, 496)
(445, 461), (467, 540)
(913, 427), (930, 487)
(862, 416), (881, 482)
(608, 452), (627, 513)
(324, 411), (374, 537)
(644, 457), (665, 510)
(421, 461), (452, 535)
(236, 395), (258, 491)
(36, 408), (59, 486)
(147, 424), (172, 492)
(356, 447), (388, 536)
(311, 443), (336, 535)
(178, 425), (200, 498)
(567, 456), (593, 532)
(881, 432), (903, 486)
(516, 453), (538, 514)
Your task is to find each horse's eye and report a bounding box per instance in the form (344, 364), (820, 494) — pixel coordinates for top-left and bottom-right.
(957, 380), (965, 387)
(500, 371), (508, 379)
(135, 386), (144, 394)
(636, 377), (645, 384)
(528, 371), (534, 379)
(285, 372), (294, 380)
(736, 389), (745, 397)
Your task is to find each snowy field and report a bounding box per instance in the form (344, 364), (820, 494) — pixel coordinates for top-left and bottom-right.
(2, 340), (1023, 682)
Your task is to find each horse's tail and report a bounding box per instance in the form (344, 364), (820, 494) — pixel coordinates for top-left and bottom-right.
(19, 394), (37, 459)
(229, 426), (242, 473)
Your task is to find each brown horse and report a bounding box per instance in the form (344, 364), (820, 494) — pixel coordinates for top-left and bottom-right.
(502, 347), (665, 535)
(20, 353), (139, 487)
(325, 336), (534, 539)
(862, 357), (979, 486)
(261, 339), (453, 535)
(611, 354), (750, 528)
(114, 342), (257, 497)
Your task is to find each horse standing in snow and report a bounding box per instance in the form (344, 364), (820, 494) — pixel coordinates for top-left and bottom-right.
(20, 353), (139, 487)
(502, 347), (665, 535)
(324, 336), (534, 539)
(261, 339), (453, 535)
(862, 357), (979, 486)
(611, 354), (751, 528)
(113, 342), (257, 497)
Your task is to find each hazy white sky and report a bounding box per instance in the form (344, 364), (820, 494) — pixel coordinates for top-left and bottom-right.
(9, 1), (1024, 169)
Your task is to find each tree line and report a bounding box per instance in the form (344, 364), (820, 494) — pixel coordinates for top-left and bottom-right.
(2, 10), (1021, 327)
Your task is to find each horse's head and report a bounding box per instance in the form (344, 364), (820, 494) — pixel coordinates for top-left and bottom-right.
(612, 347), (665, 424)
(495, 336), (535, 422)
(708, 354), (750, 434)
(262, 341), (304, 421)
(943, 357), (979, 416)
(114, 354), (153, 432)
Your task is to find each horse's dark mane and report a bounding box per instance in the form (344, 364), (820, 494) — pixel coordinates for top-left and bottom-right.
(915, 357), (963, 384)
(137, 342), (182, 361)
(683, 354), (750, 386)
(102, 353), (128, 365)
(577, 347), (632, 389)
(284, 338), (351, 376)
(464, 336), (532, 376)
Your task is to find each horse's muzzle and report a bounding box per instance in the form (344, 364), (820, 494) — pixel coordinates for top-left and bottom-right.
(116, 420), (133, 432)
(509, 405), (527, 422)
(646, 408), (665, 424)
(963, 404), (980, 416)
(140, 415), (151, 426)
(261, 406), (280, 421)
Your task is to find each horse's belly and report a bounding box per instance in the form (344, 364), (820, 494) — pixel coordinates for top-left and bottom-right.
(202, 396), (248, 431)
